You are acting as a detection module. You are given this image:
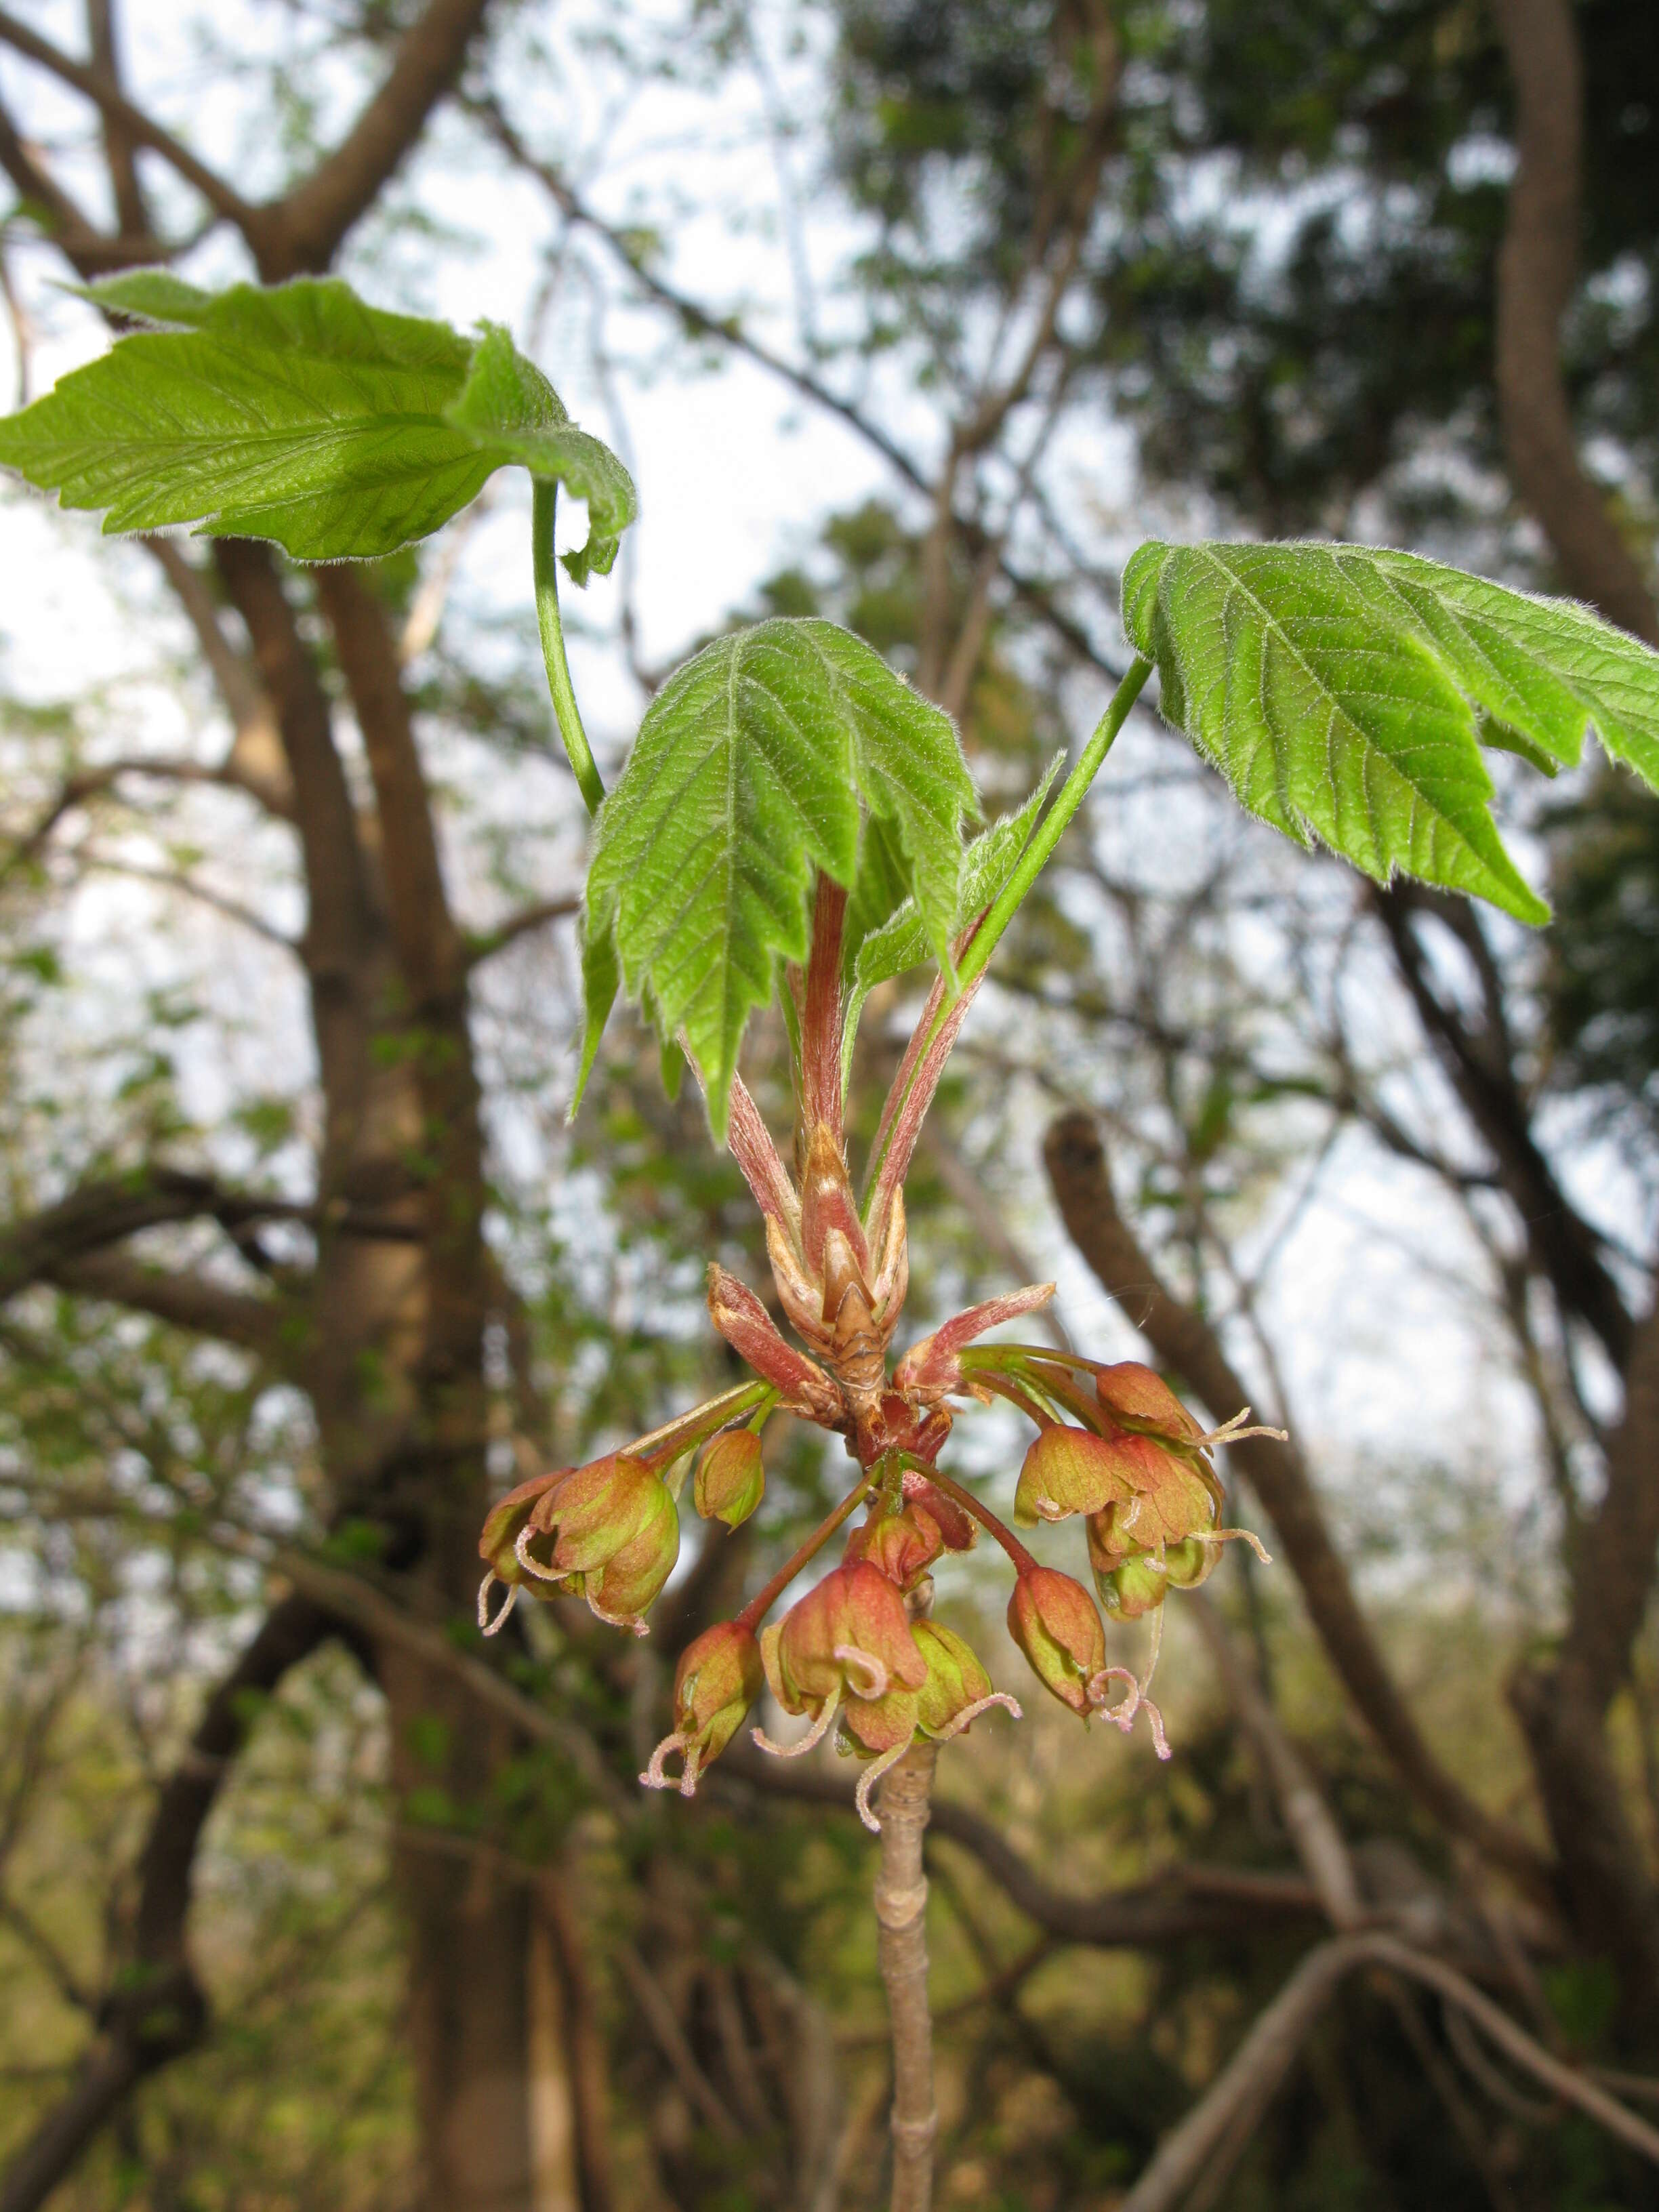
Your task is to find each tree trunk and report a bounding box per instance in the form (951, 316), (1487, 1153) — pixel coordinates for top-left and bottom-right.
(384, 1645), (539, 2211)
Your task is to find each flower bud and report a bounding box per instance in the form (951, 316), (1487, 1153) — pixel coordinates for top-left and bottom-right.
(1013, 1425), (1139, 1525)
(839, 1623), (1023, 1832)
(583, 1497), (681, 1627)
(517, 1454), (680, 1634)
(1006, 1566), (1107, 1717)
(844, 1500), (947, 1591)
(694, 1428), (765, 1528)
(640, 1619), (764, 1796)
(1094, 1361), (1204, 1443)
(904, 1473), (976, 1551)
(477, 1466), (575, 1630)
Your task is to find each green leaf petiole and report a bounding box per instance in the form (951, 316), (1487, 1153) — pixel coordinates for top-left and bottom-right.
(533, 480), (607, 819)
(861, 653), (1152, 1217)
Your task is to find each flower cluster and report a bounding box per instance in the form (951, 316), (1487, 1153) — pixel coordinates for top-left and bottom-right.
(476, 880), (1279, 1830)
(478, 1251), (1273, 1825)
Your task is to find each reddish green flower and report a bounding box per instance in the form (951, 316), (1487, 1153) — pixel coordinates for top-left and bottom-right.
(510, 1453), (679, 1635)
(1012, 1424), (1141, 1525)
(1086, 1445), (1221, 1556)
(914, 1620), (1020, 1741)
(839, 1618), (1021, 1831)
(695, 1428), (766, 1528)
(640, 1620), (764, 1797)
(755, 1561), (927, 1773)
(1006, 1566), (1107, 1717)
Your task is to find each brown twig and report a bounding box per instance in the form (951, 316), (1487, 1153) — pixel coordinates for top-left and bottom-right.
(874, 1740), (939, 2212)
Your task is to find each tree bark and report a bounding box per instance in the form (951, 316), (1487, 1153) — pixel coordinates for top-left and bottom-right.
(0, 8), (570, 2200)
(382, 1647), (537, 2212)
(1493, 0), (1658, 642)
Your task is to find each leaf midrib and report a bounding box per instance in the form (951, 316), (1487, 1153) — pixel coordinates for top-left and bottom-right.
(1192, 543), (1485, 867)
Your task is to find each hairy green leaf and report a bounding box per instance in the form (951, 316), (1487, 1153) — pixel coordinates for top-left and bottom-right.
(1123, 541), (1659, 922)
(445, 325), (637, 586)
(0, 276), (636, 571)
(842, 812), (916, 977)
(840, 752), (1064, 1092)
(576, 617), (975, 1135)
(68, 271), (217, 326)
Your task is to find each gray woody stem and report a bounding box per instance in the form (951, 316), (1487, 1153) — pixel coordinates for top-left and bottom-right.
(874, 1740), (939, 2211)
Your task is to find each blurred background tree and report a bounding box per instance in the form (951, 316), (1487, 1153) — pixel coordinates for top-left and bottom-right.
(1, 1), (1656, 2209)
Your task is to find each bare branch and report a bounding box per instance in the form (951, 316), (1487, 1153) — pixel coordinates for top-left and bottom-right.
(84, 0), (146, 236)
(252, 0), (493, 279)
(1561, 1296), (1659, 1708)
(533, 1868), (618, 2212)
(211, 541), (375, 989)
(718, 1749), (1322, 1948)
(1492, 0), (1658, 642)
(0, 1168), (305, 1306)
(142, 538), (294, 817)
(0, 94), (167, 272)
(3, 757), (286, 884)
(0, 8), (255, 229)
(1373, 886), (1634, 1370)
(0, 1896), (95, 2015)
(313, 566), (462, 1005)
(471, 92), (1128, 685)
(0, 1597), (330, 2212)
(463, 895), (579, 970)
(1364, 1935), (1659, 2164)
(1123, 1927), (1659, 2212)
(615, 1942), (738, 2142)
(43, 1250), (284, 1355)
(270, 1551), (627, 1816)
(1121, 1936), (1368, 2212)
(1191, 1593), (1364, 1929)
(83, 854), (298, 952)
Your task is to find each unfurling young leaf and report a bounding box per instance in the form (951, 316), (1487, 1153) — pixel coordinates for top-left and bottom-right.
(840, 752), (1066, 1095)
(575, 617), (977, 1137)
(445, 325), (637, 585)
(0, 274), (635, 575)
(1122, 540), (1659, 924)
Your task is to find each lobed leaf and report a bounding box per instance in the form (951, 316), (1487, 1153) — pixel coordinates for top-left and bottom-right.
(0, 274), (635, 573)
(1122, 540), (1659, 923)
(576, 618), (975, 1136)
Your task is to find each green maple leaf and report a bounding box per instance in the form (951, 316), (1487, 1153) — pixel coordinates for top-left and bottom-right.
(0, 274), (636, 576)
(1122, 540), (1659, 923)
(575, 617), (976, 1136)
